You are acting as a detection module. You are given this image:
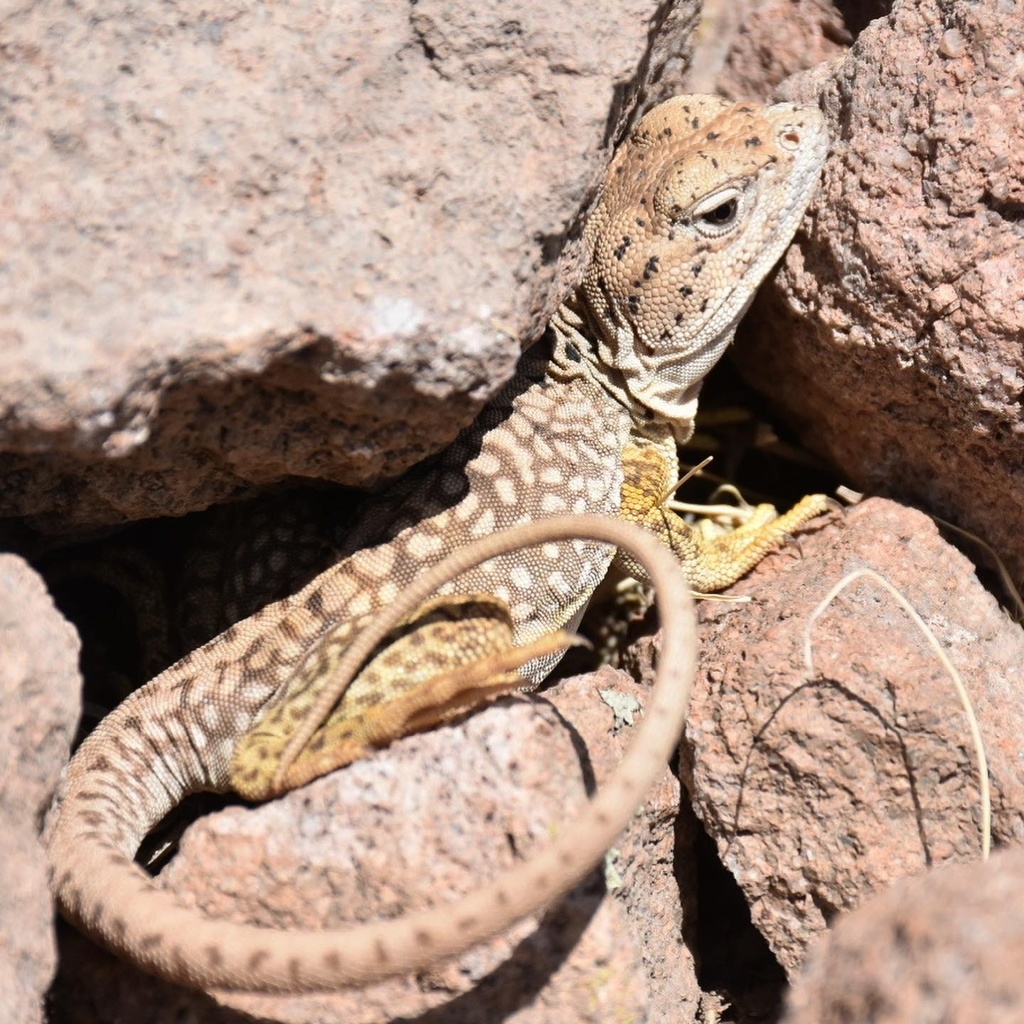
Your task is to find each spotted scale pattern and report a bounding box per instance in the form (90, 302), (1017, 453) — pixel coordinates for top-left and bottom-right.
(306, 342), (633, 670)
(46, 334), (636, 961)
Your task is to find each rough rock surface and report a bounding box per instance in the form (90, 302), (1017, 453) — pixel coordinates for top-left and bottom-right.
(731, 0), (1024, 581)
(49, 668), (697, 1024)
(0, 0), (698, 531)
(712, 0), (872, 101)
(686, 0), (888, 102)
(632, 497), (1024, 975)
(680, 0), (760, 93)
(0, 556), (81, 1024)
(783, 845), (1024, 1024)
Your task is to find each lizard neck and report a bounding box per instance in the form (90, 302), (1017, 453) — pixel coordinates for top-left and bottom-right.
(548, 291), (704, 446)
(548, 290), (708, 446)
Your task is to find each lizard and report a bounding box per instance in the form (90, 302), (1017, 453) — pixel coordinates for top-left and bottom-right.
(44, 94), (830, 993)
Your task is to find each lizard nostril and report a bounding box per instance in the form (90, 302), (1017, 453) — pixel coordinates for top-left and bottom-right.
(780, 129), (802, 149)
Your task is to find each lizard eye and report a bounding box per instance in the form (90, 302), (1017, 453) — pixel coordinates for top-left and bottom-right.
(690, 187), (744, 237)
(701, 199), (738, 226)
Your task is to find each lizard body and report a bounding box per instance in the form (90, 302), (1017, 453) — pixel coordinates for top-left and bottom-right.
(45, 95), (829, 993)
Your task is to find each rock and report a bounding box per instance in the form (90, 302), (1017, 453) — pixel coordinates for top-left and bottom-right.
(0, 0), (698, 531)
(783, 845), (1024, 1023)
(684, 0), (885, 97)
(730, 0), (1024, 582)
(632, 497), (1024, 975)
(0, 556), (81, 1024)
(679, 0), (760, 94)
(713, 0), (866, 101)
(50, 668), (698, 1023)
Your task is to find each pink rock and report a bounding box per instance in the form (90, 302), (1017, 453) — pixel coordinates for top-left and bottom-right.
(0, 0), (697, 530)
(732, 0), (1024, 582)
(784, 846), (1024, 1023)
(0, 556), (81, 1024)
(648, 497), (1024, 976)
(715, 0), (858, 100)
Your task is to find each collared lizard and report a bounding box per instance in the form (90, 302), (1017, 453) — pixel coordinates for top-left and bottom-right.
(45, 94), (830, 993)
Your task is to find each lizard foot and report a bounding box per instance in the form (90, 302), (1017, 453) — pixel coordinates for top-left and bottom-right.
(617, 443), (831, 592)
(679, 491), (832, 592)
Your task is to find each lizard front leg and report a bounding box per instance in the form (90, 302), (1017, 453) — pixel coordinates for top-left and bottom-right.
(617, 442), (830, 592)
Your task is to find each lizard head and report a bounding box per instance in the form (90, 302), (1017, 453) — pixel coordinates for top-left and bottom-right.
(579, 94), (828, 439)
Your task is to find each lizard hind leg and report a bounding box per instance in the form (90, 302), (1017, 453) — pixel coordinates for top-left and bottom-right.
(230, 595), (577, 801)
